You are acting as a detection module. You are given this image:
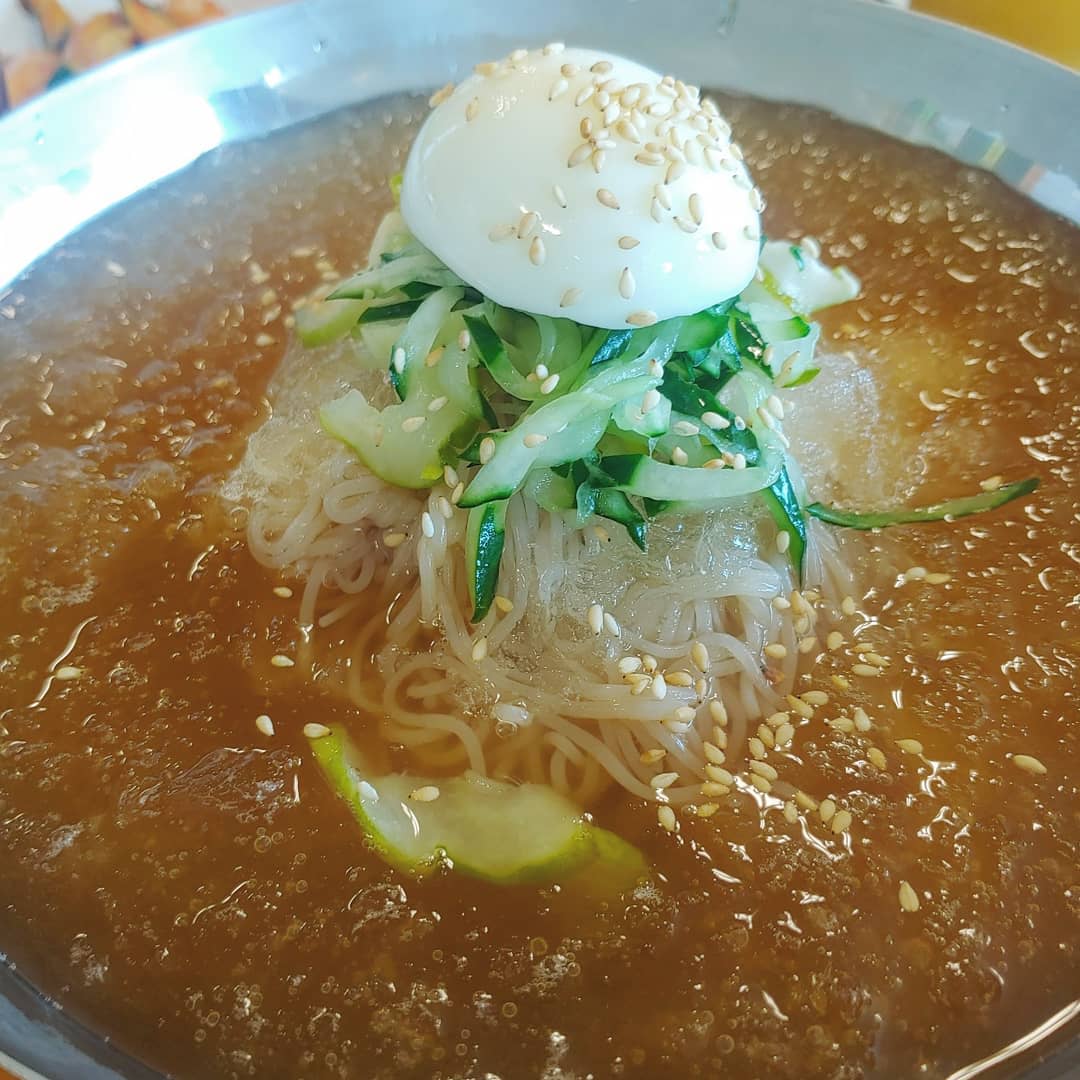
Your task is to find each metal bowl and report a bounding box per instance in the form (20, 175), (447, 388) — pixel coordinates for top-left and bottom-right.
(0, 1), (1077, 1075)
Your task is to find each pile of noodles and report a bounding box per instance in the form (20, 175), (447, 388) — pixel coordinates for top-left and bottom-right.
(224, 333), (856, 807)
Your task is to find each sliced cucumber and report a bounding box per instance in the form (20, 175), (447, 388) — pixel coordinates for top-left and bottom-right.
(296, 298), (368, 348)
(757, 239), (861, 315)
(612, 392), (671, 438)
(761, 465), (807, 579)
(329, 253), (464, 301)
(594, 487), (649, 551)
(459, 354), (664, 508)
(311, 727), (648, 889)
(321, 337), (482, 489)
(674, 299), (736, 352)
(601, 450), (782, 502)
(807, 478), (1039, 529)
(391, 287), (463, 399)
(466, 500), (507, 622)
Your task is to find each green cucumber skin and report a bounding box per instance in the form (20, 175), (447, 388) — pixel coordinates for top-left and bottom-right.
(762, 465), (807, 580)
(807, 477), (1039, 529)
(467, 501), (508, 622)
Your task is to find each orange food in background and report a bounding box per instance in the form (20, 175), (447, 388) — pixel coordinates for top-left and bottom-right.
(1, 0), (222, 111)
(912, 0), (1080, 68)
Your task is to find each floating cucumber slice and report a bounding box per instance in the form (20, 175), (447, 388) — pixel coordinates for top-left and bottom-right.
(311, 727), (647, 888)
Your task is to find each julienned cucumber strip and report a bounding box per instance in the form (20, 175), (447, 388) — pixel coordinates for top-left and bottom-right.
(807, 478), (1039, 529)
(311, 727), (648, 889)
(466, 500), (507, 622)
(601, 451), (782, 502)
(761, 465), (807, 580)
(296, 297), (368, 347)
(391, 287), (463, 399)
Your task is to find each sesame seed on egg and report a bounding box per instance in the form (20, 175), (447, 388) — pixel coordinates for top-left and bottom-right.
(400, 45), (762, 329)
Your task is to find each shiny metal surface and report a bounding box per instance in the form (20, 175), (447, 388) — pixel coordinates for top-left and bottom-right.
(0, 0), (1077, 1076)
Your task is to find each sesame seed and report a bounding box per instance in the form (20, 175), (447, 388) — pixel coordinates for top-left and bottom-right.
(54, 665), (82, 680)
(671, 705), (696, 724)
(420, 511), (435, 538)
(1012, 754), (1048, 775)
(635, 151), (665, 166)
(619, 266), (636, 299)
(619, 656), (643, 675)
(383, 531), (406, 549)
(657, 805), (678, 832)
(494, 594), (514, 614)
(868, 747), (888, 770)
(650, 673), (668, 700)
(712, 727), (728, 749)
(574, 85), (594, 107)
(690, 641), (710, 673)
(627, 310), (658, 327)
(703, 458), (725, 470)
(852, 663), (880, 678)
(255, 714), (275, 736)
(474, 61), (497, 76)
(802, 690), (829, 707)
(688, 192), (704, 224)
(896, 738), (924, 755)
(651, 771), (680, 791)
(703, 742), (726, 765)
(673, 215), (697, 234)
(831, 674), (851, 691)
(560, 287), (582, 308)
(829, 717), (855, 734)
(926, 572), (952, 585)
(818, 798), (836, 824)
(980, 475), (1004, 492)
(665, 160), (686, 184)
(479, 437), (496, 464)
(629, 675), (652, 696)
(710, 231), (729, 252)
(748, 737), (766, 759)
(603, 612), (621, 637)
(425, 345), (444, 367)
(597, 188), (620, 210)
(749, 187), (765, 212)
(642, 388), (662, 413)
(568, 143), (592, 167)
(592, 525), (611, 543)
(764, 643), (788, 660)
(471, 636), (488, 662)
(529, 236), (546, 266)
(700, 411), (729, 430)
(401, 415), (426, 433)
(273, 585), (294, 599)
(428, 396), (449, 413)
(619, 235), (640, 250)
(642, 654), (658, 673)
(616, 119), (641, 143)
(552, 184), (568, 208)
(540, 373), (560, 395)
(749, 760), (778, 781)
(587, 603), (604, 635)
(509, 47), (528, 61)
(549, 77), (569, 101)
(591, 59), (613, 74)
(701, 781), (730, 798)
(853, 707), (871, 732)
(696, 803), (720, 819)
(749, 774), (773, 795)
(898, 881), (920, 912)
(705, 765), (734, 786)
(672, 420), (700, 436)
(776, 531), (791, 555)
(757, 724), (775, 749)
(732, 454), (747, 470)
(787, 695), (814, 720)
(650, 197), (664, 223)
(270, 654), (294, 668)
(560, 62), (578, 77)
(783, 800), (799, 824)
(429, 82), (454, 108)
(391, 347), (406, 374)
(303, 722), (331, 739)
(517, 211), (540, 239)
(795, 791), (818, 812)
(671, 446), (689, 466)
(489, 224), (515, 242)
(436, 496), (453, 519)
(841, 595), (857, 616)
(543, 41), (565, 55)
(826, 630), (844, 651)
(831, 810), (852, 835)
(775, 722), (795, 748)
(640, 747), (666, 765)
(709, 699), (728, 727)
(410, 785), (440, 803)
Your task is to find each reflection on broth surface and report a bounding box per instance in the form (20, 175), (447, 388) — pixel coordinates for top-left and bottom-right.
(0, 93), (1078, 1079)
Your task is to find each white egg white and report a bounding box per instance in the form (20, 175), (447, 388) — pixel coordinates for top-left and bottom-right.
(401, 44), (763, 330)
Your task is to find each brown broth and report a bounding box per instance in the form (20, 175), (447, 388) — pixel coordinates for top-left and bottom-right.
(0, 94), (1078, 1080)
